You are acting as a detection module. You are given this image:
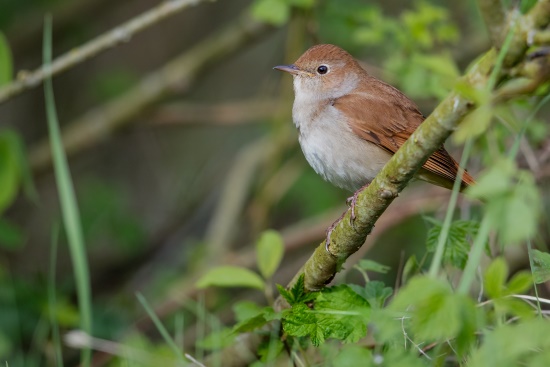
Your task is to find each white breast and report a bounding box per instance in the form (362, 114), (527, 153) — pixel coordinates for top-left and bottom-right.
(292, 95), (392, 192)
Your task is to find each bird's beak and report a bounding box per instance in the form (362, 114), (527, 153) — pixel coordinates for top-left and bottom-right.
(273, 64), (313, 76)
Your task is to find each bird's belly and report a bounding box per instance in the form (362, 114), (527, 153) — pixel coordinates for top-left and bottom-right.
(298, 125), (392, 192)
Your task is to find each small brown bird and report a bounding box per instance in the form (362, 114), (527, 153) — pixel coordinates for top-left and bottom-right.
(274, 44), (474, 196)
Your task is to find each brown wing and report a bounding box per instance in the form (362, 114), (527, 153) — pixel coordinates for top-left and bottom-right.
(333, 77), (474, 188)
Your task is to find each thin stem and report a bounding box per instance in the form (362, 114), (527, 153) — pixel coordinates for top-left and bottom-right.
(428, 139), (473, 277)
(457, 216), (492, 294)
(43, 14), (92, 366)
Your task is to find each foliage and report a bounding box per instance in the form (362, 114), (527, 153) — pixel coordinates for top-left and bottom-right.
(2, 0), (550, 366)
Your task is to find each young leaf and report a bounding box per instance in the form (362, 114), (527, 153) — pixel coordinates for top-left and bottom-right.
(506, 271), (532, 295)
(256, 229), (284, 279)
(531, 249), (550, 284)
(276, 274), (317, 305)
(196, 266), (265, 290)
(484, 257), (508, 299)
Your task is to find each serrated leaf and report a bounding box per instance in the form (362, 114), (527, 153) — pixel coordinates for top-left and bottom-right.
(0, 32), (13, 86)
(282, 285), (371, 346)
(531, 249), (550, 284)
(350, 281), (392, 309)
(277, 274), (317, 305)
(256, 229), (284, 279)
(484, 258), (508, 299)
(426, 219), (479, 269)
(196, 266), (265, 290)
(356, 259), (390, 274)
(251, 0), (290, 26)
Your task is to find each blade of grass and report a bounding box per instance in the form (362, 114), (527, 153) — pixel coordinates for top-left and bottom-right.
(428, 138), (473, 277)
(43, 14), (92, 366)
(136, 292), (186, 364)
(48, 224), (63, 367)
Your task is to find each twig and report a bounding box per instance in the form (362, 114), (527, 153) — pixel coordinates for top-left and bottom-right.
(28, 11), (272, 173)
(0, 0), (209, 104)
(477, 0), (507, 47)
(152, 99), (282, 126)
(282, 0), (550, 294)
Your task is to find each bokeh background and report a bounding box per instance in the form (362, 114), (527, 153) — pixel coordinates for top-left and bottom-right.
(1, 0), (549, 365)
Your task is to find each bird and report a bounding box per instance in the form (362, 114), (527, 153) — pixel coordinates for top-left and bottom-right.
(274, 44), (474, 246)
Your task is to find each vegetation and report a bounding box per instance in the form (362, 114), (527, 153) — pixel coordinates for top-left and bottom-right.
(1, 0), (550, 366)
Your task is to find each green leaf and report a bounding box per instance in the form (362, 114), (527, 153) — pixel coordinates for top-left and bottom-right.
(0, 130), (21, 214)
(251, 0), (290, 26)
(233, 301), (263, 323)
(233, 307), (278, 333)
(469, 319), (550, 367)
(401, 255), (420, 284)
(333, 345), (373, 367)
(453, 104), (494, 143)
(494, 298), (534, 320)
(484, 258), (508, 299)
(196, 266), (265, 290)
(276, 274), (317, 305)
(468, 161), (541, 245)
(0, 218), (24, 250)
(350, 281), (392, 309)
(256, 229), (284, 279)
(426, 219), (479, 269)
(0, 32), (13, 86)
(282, 285), (371, 346)
(390, 276), (479, 344)
(531, 249), (550, 284)
(196, 328), (236, 350)
(506, 271), (532, 295)
(356, 259), (390, 274)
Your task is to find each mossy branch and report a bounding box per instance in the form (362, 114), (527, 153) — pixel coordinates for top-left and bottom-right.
(281, 0), (550, 295)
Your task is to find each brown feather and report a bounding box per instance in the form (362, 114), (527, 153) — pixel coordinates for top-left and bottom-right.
(333, 76), (475, 189)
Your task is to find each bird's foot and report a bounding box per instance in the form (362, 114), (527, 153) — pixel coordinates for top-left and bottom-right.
(325, 210), (347, 252)
(346, 183), (370, 227)
(325, 183), (370, 252)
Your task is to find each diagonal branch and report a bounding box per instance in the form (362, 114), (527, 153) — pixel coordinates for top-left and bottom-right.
(0, 0), (210, 104)
(282, 0), (550, 295)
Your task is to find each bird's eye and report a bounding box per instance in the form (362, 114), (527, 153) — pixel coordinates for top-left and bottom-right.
(316, 65), (328, 75)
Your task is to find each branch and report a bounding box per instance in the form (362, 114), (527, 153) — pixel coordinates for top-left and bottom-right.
(28, 11), (272, 173)
(0, 0), (209, 104)
(285, 0), (550, 294)
(477, 0), (507, 47)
